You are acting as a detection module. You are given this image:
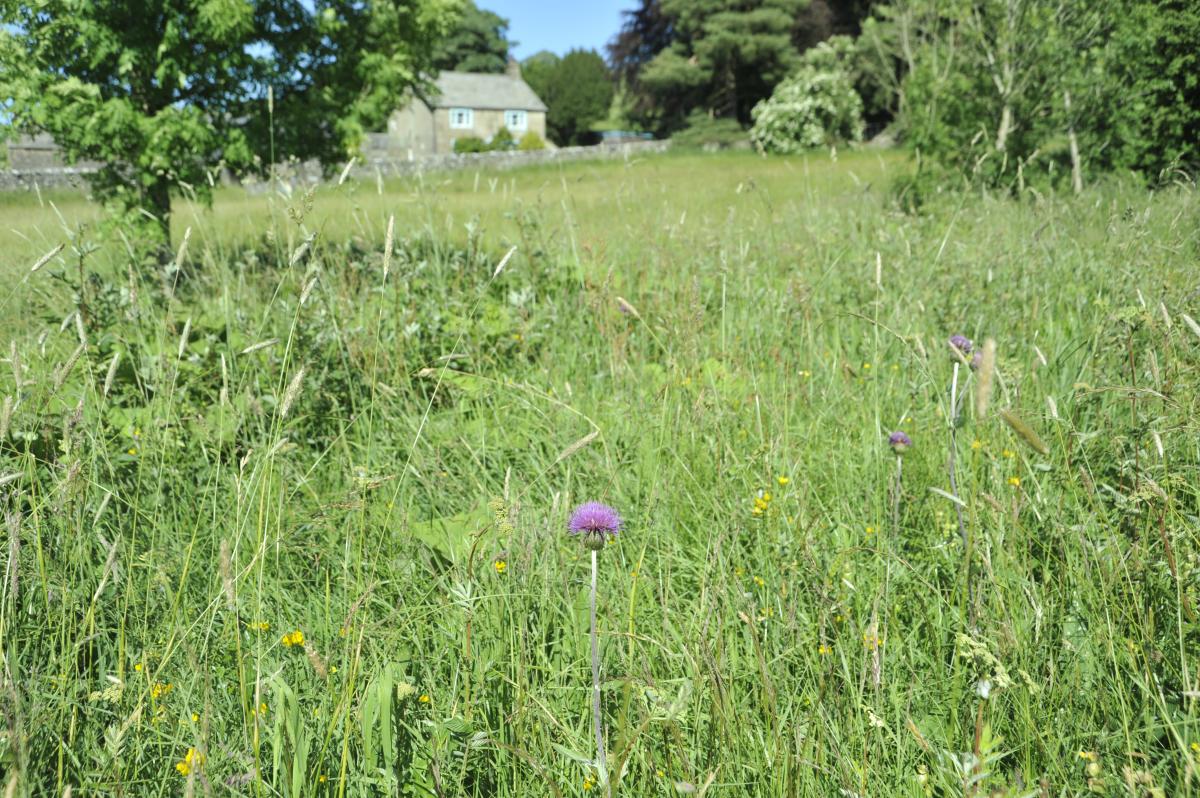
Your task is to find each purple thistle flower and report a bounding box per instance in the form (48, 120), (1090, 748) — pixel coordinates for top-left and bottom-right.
(888, 431), (912, 455)
(949, 334), (973, 358)
(569, 501), (622, 551)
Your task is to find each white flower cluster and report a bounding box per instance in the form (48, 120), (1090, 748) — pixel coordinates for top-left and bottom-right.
(750, 61), (864, 154)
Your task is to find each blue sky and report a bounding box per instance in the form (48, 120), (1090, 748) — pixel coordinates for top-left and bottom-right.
(488, 0), (633, 60)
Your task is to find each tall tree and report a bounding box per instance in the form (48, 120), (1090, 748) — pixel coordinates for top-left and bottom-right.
(539, 49), (614, 146)
(872, 0), (1200, 188)
(611, 0), (808, 134)
(0, 0), (457, 253)
(521, 50), (560, 111)
(432, 1), (513, 73)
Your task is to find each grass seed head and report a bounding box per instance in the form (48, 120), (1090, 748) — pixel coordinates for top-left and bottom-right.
(999, 409), (1050, 456)
(974, 338), (996, 418)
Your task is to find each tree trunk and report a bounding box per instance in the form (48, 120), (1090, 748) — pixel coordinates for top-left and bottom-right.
(1063, 90), (1083, 194)
(146, 178), (173, 262)
(995, 101), (1012, 152)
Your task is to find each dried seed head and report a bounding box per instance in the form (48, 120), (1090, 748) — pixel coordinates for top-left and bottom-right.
(103, 351), (121, 398)
(177, 317), (191, 360)
(304, 642), (329, 679)
(53, 343), (87, 393)
(218, 539), (236, 611)
(382, 214), (395, 281)
(974, 338), (996, 418)
(999, 409), (1050, 456)
(0, 396), (12, 442)
(279, 366), (306, 419)
(31, 243), (64, 273)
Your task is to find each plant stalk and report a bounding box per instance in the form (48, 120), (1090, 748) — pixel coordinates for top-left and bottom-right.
(590, 549), (606, 778)
(949, 362), (967, 547)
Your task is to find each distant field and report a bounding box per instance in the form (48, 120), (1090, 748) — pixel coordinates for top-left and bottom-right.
(1, 149), (1198, 796)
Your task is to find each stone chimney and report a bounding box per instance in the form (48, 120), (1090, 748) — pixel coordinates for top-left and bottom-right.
(505, 57), (521, 80)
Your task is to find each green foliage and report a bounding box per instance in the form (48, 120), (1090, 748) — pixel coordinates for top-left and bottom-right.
(453, 135), (488, 153)
(669, 112), (747, 150)
(629, 0), (807, 131)
(432, 0), (513, 74)
(517, 131), (546, 151)
(750, 37), (865, 153)
(489, 126), (515, 151)
(868, 0), (1200, 188)
(529, 49), (613, 146)
(0, 0), (457, 250)
(1104, 0), (1200, 177)
(452, 129), (517, 154)
(3, 150), (1200, 796)
(520, 50), (559, 112)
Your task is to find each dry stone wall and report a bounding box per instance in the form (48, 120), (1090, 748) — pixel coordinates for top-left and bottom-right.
(1, 140), (671, 193)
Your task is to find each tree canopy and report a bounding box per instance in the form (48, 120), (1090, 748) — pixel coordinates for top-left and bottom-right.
(609, 0), (882, 135)
(0, 0), (457, 250)
(432, 0), (514, 73)
(523, 49), (613, 146)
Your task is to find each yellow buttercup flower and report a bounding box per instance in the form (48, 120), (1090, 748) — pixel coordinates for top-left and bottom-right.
(494, 560), (507, 575)
(281, 630), (305, 647)
(419, 694), (430, 704)
(175, 747), (205, 777)
(818, 644), (832, 656)
(1007, 476), (1021, 487)
(151, 681), (172, 700)
(777, 475), (790, 486)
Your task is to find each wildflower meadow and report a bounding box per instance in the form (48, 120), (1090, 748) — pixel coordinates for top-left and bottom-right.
(2, 149), (1199, 796)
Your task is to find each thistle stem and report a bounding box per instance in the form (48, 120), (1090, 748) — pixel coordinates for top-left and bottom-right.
(892, 454), (902, 536)
(590, 549), (606, 777)
(949, 362), (967, 547)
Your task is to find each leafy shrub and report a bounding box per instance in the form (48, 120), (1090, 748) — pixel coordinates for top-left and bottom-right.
(669, 112), (747, 150)
(518, 131), (546, 151)
(490, 126), (515, 150)
(750, 40), (865, 154)
(453, 136), (488, 154)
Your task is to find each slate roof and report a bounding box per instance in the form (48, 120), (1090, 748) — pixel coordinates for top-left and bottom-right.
(430, 71), (547, 112)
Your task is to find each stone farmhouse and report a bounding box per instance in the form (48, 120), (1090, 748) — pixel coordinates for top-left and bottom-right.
(2, 61), (549, 186)
(385, 60), (548, 156)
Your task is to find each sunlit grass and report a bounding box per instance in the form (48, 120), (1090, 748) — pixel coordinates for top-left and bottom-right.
(0, 149), (1198, 796)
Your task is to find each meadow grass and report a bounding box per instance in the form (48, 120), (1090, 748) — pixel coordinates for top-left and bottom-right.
(1, 149), (1199, 796)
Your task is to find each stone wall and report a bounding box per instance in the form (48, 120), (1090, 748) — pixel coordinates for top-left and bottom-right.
(2, 133), (103, 190)
(2, 139), (671, 193)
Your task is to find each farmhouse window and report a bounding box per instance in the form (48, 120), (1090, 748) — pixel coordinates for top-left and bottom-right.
(504, 110), (527, 131)
(450, 108), (474, 129)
